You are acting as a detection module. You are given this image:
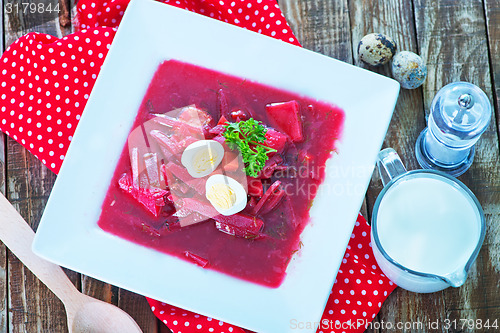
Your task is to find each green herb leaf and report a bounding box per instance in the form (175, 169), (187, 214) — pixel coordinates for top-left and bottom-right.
(223, 118), (276, 177)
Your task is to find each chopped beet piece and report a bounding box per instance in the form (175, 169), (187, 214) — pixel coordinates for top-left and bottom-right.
(212, 134), (226, 146)
(165, 162), (206, 194)
(265, 128), (288, 154)
(259, 187), (285, 215)
(272, 165), (290, 178)
(165, 162), (192, 183)
(217, 89), (231, 120)
(144, 152), (161, 188)
(150, 130), (184, 155)
(161, 165), (190, 194)
(183, 251), (209, 268)
(130, 147), (140, 187)
(178, 106), (213, 127)
(182, 198), (219, 218)
(217, 115), (229, 126)
(265, 100), (303, 142)
(213, 213), (264, 239)
(174, 135), (198, 149)
(247, 177), (264, 197)
(209, 124), (226, 136)
(259, 155), (283, 179)
(246, 196), (259, 210)
(172, 205), (193, 218)
(118, 173), (169, 217)
(152, 114), (204, 138)
(252, 180), (284, 215)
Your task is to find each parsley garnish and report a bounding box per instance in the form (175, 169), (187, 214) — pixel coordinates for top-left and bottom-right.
(223, 118), (276, 177)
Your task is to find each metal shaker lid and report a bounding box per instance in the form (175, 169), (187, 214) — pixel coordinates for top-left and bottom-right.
(430, 82), (491, 139)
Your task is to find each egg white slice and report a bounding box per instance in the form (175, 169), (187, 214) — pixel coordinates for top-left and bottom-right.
(181, 140), (224, 178)
(206, 174), (248, 216)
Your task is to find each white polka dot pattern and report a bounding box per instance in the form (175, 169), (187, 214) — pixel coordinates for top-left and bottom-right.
(0, 0), (397, 331)
(147, 214), (397, 333)
(0, 0), (299, 173)
(0, 29), (115, 172)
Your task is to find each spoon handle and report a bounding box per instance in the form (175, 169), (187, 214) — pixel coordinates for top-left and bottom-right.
(0, 193), (81, 307)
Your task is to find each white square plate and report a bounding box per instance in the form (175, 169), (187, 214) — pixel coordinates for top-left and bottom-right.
(32, 1), (399, 332)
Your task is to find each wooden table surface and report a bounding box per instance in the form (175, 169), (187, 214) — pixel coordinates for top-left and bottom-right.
(0, 0), (499, 332)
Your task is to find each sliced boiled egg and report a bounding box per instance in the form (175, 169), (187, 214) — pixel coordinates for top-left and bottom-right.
(181, 140), (224, 178)
(206, 174), (247, 216)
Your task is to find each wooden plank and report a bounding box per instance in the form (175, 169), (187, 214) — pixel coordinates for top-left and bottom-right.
(81, 276), (118, 304)
(484, 0), (500, 142)
(4, 0), (65, 45)
(482, 1), (500, 325)
(63, 2), (162, 331)
(58, 0), (72, 35)
(413, 0), (500, 330)
(68, 0), (108, 309)
(280, 0), (376, 330)
(0, 0), (4, 51)
(3, 0), (79, 331)
(63, 3), (162, 331)
(279, 0), (352, 63)
(347, 0), (433, 330)
(5, 142), (69, 332)
(279, 0), (367, 218)
(0, 0), (10, 331)
(0, 133), (6, 333)
(119, 289), (159, 333)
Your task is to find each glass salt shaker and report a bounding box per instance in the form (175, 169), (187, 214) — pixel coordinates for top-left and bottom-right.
(415, 82), (492, 177)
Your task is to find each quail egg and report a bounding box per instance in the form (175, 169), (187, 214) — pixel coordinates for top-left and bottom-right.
(206, 174), (247, 216)
(181, 140), (224, 178)
(358, 33), (397, 66)
(391, 51), (427, 89)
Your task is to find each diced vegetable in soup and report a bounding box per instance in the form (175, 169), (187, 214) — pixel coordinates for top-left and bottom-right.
(97, 60), (344, 288)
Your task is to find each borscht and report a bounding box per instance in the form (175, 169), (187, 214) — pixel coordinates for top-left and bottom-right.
(97, 60), (344, 287)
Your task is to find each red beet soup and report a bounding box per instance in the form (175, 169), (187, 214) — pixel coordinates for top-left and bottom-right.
(97, 60), (344, 287)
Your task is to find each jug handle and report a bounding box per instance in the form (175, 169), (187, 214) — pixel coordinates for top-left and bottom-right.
(377, 148), (407, 187)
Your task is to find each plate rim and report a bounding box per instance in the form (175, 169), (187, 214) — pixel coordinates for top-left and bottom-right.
(32, 1), (400, 332)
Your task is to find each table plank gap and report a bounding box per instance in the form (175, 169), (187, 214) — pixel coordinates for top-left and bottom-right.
(81, 276), (118, 305)
(65, 1), (163, 330)
(0, 0), (9, 331)
(413, 0), (500, 330)
(3, 1), (80, 331)
(0, 130), (7, 333)
(5, 140), (67, 333)
(280, 0), (370, 220)
(483, 0), (500, 147)
(1, 0), (4, 52)
(0, 0), (498, 331)
(58, 0), (71, 34)
(348, 0), (438, 331)
(118, 289), (160, 333)
(281, 0), (377, 329)
(280, 0), (353, 62)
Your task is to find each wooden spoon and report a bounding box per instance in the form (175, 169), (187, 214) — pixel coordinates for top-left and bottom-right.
(0, 193), (143, 333)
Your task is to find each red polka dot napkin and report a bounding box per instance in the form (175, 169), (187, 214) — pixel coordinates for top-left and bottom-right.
(148, 214), (395, 333)
(0, 0), (397, 332)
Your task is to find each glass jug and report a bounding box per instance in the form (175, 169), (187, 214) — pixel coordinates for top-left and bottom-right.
(371, 148), (485, 293)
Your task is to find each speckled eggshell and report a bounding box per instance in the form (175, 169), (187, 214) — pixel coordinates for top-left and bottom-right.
(357, 33), (397, 66)
(391, 51), (427, 89)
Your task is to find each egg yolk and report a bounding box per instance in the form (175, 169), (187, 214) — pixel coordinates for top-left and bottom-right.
(192, 148), (219, 173)
(206, 183), (237, 210)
